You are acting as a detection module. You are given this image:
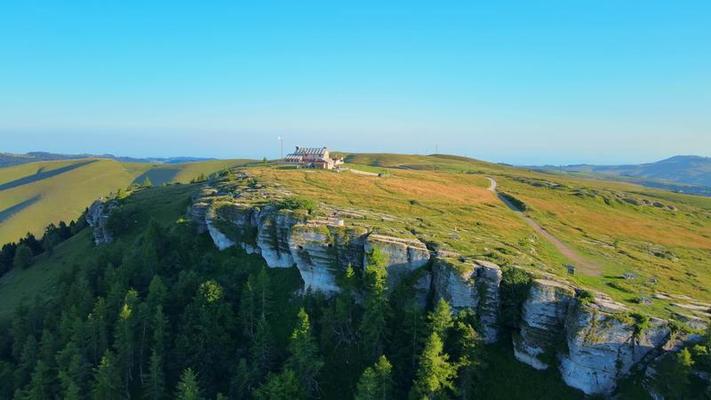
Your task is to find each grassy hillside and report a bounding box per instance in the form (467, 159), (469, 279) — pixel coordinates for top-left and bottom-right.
(260, 153), (711, 318)
(0, 158), (252, 244)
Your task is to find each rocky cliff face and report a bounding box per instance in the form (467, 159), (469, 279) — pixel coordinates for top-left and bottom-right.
(364, 234), (430, 288)
(513, 278), (576, 370)
(432, 257), (502, 343)
(86, 198), (118, 245)
(560, 302), (670, 395)
(189, 181), (432, 295)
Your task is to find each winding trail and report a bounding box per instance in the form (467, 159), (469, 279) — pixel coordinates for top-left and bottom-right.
(486, 177), (601, 276)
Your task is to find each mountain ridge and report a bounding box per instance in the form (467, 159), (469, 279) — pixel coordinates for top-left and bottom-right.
(530, 155), (711, 196)
(0, 151), (217, 167)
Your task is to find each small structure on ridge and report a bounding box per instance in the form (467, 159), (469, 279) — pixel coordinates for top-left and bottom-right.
(282, 146), (344, 170)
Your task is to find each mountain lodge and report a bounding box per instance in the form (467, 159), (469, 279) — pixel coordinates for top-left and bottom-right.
(283, 146), (344, 169)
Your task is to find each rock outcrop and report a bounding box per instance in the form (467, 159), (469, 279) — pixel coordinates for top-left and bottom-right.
(513, 279), (576, 369)
(560, 303), (670, 395)
(364, 234), (430, 288)
(86, 198), (118, 245)
(432, 257), (502, 343)
(190, 181), (431, 295)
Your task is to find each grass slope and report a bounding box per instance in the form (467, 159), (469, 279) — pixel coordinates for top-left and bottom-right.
(0, 158), (253, 244)
(261, 153), (711, 318)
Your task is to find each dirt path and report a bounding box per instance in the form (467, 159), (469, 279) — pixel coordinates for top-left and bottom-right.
(486, 177), (601, 276)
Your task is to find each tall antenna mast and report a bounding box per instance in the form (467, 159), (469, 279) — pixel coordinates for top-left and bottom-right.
(278, 136), (284, 159)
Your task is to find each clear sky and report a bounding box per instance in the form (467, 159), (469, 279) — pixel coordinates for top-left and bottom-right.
(1, 1), (709, 165)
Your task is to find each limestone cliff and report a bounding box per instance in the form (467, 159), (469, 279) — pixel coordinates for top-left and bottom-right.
(432, 257), (502, 343)
(189, 178), (431, 295)
(513, 278), (576, 370)
(86, 198), (118, 245)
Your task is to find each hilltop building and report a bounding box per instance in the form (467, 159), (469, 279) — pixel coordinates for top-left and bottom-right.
(283, 146), (344, 169)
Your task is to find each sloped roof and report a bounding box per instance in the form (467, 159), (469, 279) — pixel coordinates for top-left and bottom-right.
(290, 146), (327, 156)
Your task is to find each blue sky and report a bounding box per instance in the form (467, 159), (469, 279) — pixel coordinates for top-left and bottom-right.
(1, 1), (709, 164)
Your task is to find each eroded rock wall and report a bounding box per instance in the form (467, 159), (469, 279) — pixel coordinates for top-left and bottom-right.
(86, 199), (118, 245)
(431, 257), (502, 343)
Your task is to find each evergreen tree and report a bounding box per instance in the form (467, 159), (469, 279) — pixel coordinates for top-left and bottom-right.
(410, 333), (458, 400)
(176, 368), (202, 400)
(229, 358), (252, 400)
(240, 267), (272, 339)
(13, 244), (33, 269)
(452, 319), (483, 399)
(286, 308), (324, 396)
(24, 360), (52, 400)
(15, 334), (38, 389)
(250, 318), (274, 380)
(87, 297), (109, 365)
(254, 370), (304, 400)
(355, 355), (393, 400)
(92, 350), (122, 400)
(427, 299), (453, 340)
(359, 248), (390, 362)
(144, 308), (168, 400)
(114, 289), (139, 397)
(57, 341), (89, 400)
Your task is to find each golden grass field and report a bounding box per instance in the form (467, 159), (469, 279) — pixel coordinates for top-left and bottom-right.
(255, 154), (711, 317)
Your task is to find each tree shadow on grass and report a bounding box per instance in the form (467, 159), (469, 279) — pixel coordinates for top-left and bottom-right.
(0, 195), (41, 223)
(0, 160), (97, 192)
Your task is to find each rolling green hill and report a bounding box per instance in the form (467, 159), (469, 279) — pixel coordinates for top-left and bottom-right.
(0, 158), (253, 245)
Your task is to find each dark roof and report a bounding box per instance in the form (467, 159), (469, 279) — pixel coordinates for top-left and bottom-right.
(290, 146), (327, 156)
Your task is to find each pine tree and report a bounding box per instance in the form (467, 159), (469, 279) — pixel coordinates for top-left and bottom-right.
(410, 332), (458, 400)
(114, 289), (139, 397)
(240, 267), (272, 339)
(143, 305), (167, 399)
(254, 369), (304, 400)
(13, 244), (33, 269)
(355, 355), (393, 400)
(92, 350), (122, 400)
(57, 341), (89, 400)
(427, 299), (453, 340)
(229, 358), (252, 400)
(286, 308), (324, 396)
(452, 319), (483, 399)
(359, 248), (390, 362)
(176, 368), (202, 400)
(87, 297), (109, 365)
(250, 318), (274, 380)
(25, 360), (52, 400)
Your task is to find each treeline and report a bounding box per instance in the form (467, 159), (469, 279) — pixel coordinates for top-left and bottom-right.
(0, 217), (88, 277)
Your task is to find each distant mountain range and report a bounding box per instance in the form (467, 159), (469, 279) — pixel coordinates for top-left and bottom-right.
(0, 151), (215, 168)
(531, 155), (711, 196)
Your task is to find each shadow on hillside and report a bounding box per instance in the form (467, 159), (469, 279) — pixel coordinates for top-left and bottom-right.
(0, 195), (41, 223)
(132, 167), (181, 186)
(0, 160), (97, 192)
